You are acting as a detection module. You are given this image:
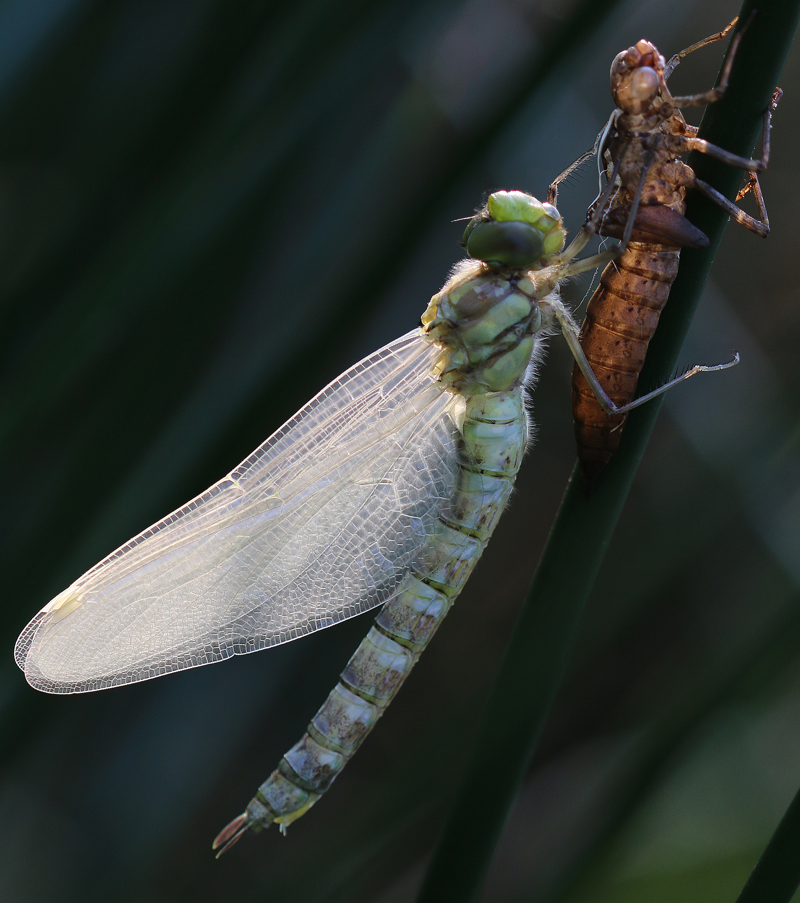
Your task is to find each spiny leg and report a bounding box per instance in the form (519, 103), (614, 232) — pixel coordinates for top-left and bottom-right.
(549, 301), (739, 416)
(668, 12), (768, 111)
(547, 147), (596, 207)
(664, 17), (738, 81)
(737, 171), (769, 230)
(685, 88), (781, 236)
(610, 356), (740, 414)
(674, 82), (779, 173)
(547, 106), (623, 210)
(692, 178), (768, 236)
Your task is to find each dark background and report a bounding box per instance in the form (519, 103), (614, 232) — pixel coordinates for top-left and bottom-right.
(2, 0), (799, 901)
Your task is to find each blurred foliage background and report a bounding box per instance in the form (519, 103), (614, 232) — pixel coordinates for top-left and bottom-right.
(1, 0), (799, 901)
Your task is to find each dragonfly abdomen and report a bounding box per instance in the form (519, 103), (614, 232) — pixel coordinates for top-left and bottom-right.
(241, 389), (528, 834)
(572, 241), (680, 485)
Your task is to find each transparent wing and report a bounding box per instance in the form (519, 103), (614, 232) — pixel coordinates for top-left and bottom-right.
(16, 329), (463, 694)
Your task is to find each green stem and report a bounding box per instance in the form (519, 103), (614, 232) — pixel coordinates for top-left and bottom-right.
(735, 784), (800, 903)
(416, 2), (800, 901)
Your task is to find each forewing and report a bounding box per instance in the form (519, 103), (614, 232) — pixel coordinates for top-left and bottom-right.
(16, 330), (462, 694)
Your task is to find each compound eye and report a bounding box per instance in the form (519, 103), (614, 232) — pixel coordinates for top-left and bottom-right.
(629, 66), (660, 101)
(464, 220), (544, 269)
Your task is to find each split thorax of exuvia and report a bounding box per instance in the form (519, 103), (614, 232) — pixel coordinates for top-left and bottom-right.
(420, 190), (566, 396)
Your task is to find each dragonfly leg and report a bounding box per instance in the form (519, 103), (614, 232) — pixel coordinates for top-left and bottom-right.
(667, 14), (762, 108)
(547, 301), (739, 416)
(692, 177), (769, 236)
(684, 88), (781, 236)
(547, 146), (596, 207)
(664, 17), (738, 80)
(737, 171), (769, 228)
(681, 135), (766, 173)
(676, 85), (780, 175)
(547, 109), (620, 211)
(608, 355), (740, 414)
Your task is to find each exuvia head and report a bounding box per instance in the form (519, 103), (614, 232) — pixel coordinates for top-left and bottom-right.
(461, 190), (566, 269)
(610, 39), (666, 114)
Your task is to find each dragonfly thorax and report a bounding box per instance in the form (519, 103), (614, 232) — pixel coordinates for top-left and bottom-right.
(421, 265), (543, 394)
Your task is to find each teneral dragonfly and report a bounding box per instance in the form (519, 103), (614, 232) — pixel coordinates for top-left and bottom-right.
(549, 21), (777, 492)
(14, 190), (728, 853)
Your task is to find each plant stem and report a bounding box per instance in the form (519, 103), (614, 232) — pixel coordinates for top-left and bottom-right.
(734, 783), (800, 903)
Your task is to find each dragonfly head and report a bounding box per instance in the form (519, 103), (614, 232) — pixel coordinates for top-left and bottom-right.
(462, 190), (565, 269)
(610, 40), (666, 115)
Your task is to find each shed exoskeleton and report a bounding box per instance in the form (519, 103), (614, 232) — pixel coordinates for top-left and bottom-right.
(549, 20), (777, 491)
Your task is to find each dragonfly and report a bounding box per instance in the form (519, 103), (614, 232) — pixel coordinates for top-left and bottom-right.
(548, 20), (778, 492)
(14, 189), (732, 854)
